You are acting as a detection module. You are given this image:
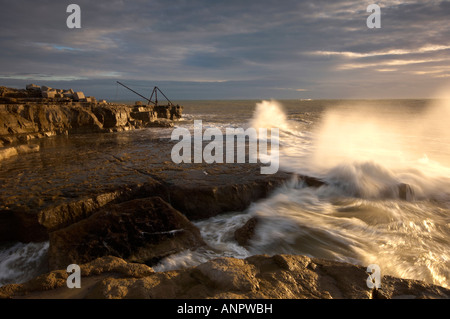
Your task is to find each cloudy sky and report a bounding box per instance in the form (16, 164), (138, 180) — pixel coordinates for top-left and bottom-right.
(0, 0), (449, 100)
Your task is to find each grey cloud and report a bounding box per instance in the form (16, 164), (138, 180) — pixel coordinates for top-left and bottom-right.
(0, 0), (449, 99)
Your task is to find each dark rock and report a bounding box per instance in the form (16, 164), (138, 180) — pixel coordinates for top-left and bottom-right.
(130, 110), (156, 123)
(4, 181), (163, 243)
(170, 105), (183, 120)
(37, 184), (153, 233)
(398, 183), (414, 201)
(145, 119), (174, 128)
(47, 196), (206, 270)
(234, 217), (259, 247)
(167, 172), (299, 221)
(302, 175), (326, 188)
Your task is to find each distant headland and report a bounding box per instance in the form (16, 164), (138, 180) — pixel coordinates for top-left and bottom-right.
(0, 84), (183, 159)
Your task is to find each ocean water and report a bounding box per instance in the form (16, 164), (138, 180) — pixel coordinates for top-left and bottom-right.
(0, 99), (449, 289)
(156, 99), (450, 289)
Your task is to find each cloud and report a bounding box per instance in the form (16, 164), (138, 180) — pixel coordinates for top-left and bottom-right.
(0, 0), (449, 99)
(310, 45), (450, 58)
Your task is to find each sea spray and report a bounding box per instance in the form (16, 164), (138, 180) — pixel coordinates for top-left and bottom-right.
(249, 100), (288, 130)
(0, 241), (49, 287)
(158, 99), (450, 288)
(251, 99), (450, 287)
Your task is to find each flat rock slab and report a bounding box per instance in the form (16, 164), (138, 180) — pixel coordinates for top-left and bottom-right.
(0, 130), (324, 242)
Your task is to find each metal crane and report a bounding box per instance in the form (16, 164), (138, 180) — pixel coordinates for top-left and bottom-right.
(116, 81), (174, 106)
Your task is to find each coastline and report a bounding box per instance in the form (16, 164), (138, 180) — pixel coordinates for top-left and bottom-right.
(0, 86), (448, 299)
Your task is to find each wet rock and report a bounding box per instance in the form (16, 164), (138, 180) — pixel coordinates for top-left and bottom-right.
(1, 182), (161, 243)
(234, 217), (259, 247)
(37, 184), (151, 233)
(145, 119), (174, 128)
(0, 144), (40, 161)
(2, 254), (448, 299)
(398, 183), (415, 201)
(47, 196), (206, 270)
(167, 171), (301, 221)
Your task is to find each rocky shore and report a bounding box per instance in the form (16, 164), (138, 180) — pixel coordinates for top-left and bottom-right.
(0, 85), (444, 299)
(1, 254), (448, 299)
(1, 165), (445, 299)
(0, 84), (183, 150)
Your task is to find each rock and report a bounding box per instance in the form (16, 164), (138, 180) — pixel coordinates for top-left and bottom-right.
(0, 146), (18, 161)
(93, 105), (130, 128)
(4, 182), (162, 243)
(0, 144), (40, 161)
(153, 105), (184, 120)
(145, 119), (174, 128)
(47, 196), (206, 270)
(73, 92), (85, 101)
(0, 103), (105, 138)
(42, 90), (56, 98)
(171, 104), (183, 120)
(37, 185), (147, 233)
(0, 85), (183, 144)
(0, 256), (154, 299)
(234, 217), (259, 247)
(2, 254), (448, 299)
(398, 183), (414, 201)
(40, 86), (52, 92)
(194, 257), (259, 292)
(166, 172), (307, 220)
(130, 110), (156, 123)
(2, 170), (321, 243)
(26, 84), (40, 91)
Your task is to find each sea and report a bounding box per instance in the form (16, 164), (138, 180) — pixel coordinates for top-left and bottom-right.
(1, 99), (449, 289)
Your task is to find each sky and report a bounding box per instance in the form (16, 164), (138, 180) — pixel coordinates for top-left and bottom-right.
(0, 0), (449, 100)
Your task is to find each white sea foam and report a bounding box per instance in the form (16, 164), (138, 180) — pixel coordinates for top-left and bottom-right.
(0, 241), (49, 287)
(157, 99), (450, 288)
